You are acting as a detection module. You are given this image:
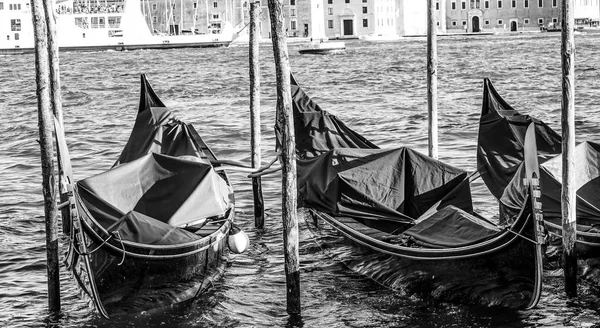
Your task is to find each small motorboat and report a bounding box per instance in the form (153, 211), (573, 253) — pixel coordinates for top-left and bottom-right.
(298, 40), (345, 54)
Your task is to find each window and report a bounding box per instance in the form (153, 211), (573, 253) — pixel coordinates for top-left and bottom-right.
(538, 18), (544, 24)
(290, 8), (295, 16)
(14, 33), (19, 40)
(17, 4), (20, 9)
(452, 21), (457, 26)
(497, 0), (502, 8)
(328, 0), (332, 3)
(524, 0), (529, 7)
(291, 20), (296, 29)
(484, 0), (489, 8)
(345, 0), (349, 3)
(362, 6), (367, 13)
(524, 18), (530, 24)
(452, 1), (456, 9)
(511, 0), (516, 7)
(552, 0), (557, 7)
(194, 2), (197, 8)
(552, 17), (558, 23)
(436, 2), (439, 9)
(172, 4), (175, 9)
(213, 1), (218, 8)
(291, 0), (296, 5)
(462, 1), (466, 9)
(462, 20), (467, 25)
(363, 0), (367, 2)
(0, 3), (3, 10)
(108, 16), (121, 28)
(437, 21), (440, 26)
(213, 14), (219, 19)
(153, 16), (158, 23)
(498, 19), (503, 25)
(152, 3), (157, 10)
(485, 20), (490, 25)
(328, 7), (333, 14)
(6, 35), (9, 40)
(10, 19), (21, 31)
(9, 3), (12, 9)
(363, 18), (368, 27)
(328, 20), (334, 28)
(538, 0), (542, 7)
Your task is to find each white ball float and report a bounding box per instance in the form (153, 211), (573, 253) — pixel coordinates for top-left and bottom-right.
(228, 224), (249, 254)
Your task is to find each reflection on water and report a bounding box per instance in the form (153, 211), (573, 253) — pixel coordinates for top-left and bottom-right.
(2, 33), (600, 327)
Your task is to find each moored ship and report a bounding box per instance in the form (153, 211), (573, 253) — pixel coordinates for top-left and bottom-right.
(0, 0), (240, 54)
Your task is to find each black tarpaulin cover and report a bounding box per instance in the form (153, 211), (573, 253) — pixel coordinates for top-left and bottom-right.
(77, 153), (232, 245)
(281, 74), (379, 159)
(540, 142), (600, 225)
(115, 75), (206, 166)
(403, 205), (500, 248)
(296, 146), (474, 223)
(477, 78), (561, 200)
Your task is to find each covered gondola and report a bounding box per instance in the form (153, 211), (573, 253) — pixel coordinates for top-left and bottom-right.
(477, 77), (600, 259)
(56, 75), (235, 318)
(283, 75), (545, 309)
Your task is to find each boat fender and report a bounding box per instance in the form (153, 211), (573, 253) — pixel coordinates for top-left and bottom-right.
(228, 224), (249, 254)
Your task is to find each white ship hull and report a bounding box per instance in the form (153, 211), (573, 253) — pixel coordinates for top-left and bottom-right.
(0, 0), (236, 54)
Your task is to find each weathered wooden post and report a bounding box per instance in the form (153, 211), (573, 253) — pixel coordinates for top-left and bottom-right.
(249, 0), (265, 229)
(31, 0), (61, 312)
(267, 0), (301, 315)
(427, 0), (438, 159)
(561, 0), (577, 297)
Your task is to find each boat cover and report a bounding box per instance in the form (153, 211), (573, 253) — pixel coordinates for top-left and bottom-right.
(296, 141), (473, 223)
(115, 75), (207, 166)
(280, 74), (379, 160)
(403, 205), (500, 248)
(77, 153), (232, 245)
(477, 78), (561, 200)
(477, 78), (600, 225)
(287, 75), (474, 222)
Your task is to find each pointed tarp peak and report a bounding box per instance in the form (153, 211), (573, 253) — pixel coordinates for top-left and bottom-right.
(138, 74), (166, 114)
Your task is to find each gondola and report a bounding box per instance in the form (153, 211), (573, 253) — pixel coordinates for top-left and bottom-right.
(477, 77), (600, 260)
(55, 75), (236, 318)
(283, 75), (545, 309)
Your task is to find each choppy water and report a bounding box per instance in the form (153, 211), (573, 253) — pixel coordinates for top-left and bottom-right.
(2, 33), (600, 328)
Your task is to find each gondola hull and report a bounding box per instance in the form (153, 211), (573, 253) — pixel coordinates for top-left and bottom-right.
(302, 197), (542, 309)
(66, 205), (233, 316)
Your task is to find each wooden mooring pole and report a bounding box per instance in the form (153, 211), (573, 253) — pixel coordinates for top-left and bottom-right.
(31, 0), (61, 312)
(427, 0), (438, 160)
(249, 0), (265, 229)
(561, 0), (577, 297)
(267, 0), (301, 315)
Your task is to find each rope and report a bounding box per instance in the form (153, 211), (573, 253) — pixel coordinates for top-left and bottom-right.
(114, 231), (126, 266)
(504, 225), (543, 245)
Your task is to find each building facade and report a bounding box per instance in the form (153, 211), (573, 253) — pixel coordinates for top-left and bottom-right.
(445, 0), (564, 33)
(144, 0), (246, 35)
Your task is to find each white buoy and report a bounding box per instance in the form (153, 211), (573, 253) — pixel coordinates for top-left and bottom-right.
(228, 224), (249, 254)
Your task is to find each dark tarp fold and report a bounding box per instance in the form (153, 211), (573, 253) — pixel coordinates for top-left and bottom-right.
(278, 74), (378, 159)
(297, 147), (474, 223)
(477, 78), (600, 226)
(403, 205), (500, 248)
(78, 151), (231, 245)
(477, 78), (561, 200)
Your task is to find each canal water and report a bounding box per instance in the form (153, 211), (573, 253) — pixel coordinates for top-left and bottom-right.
(2, 33), (600, 327)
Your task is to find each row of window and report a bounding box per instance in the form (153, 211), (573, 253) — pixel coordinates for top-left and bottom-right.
(450, 16), (558, 25)
(446, 0), (558, 10)
(0, 3), (23, 10)
(327, 0), (368, 3)
(149, 13), (220, 23)
(326, 6), (368, 15)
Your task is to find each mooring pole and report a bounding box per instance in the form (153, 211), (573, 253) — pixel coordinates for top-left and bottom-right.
(32, 0), (61, 312)
(561, 0), (577, 297)
(267, 0), (301, 315)
(249, 0), (265, 229)
(427, 0), (438, 160)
